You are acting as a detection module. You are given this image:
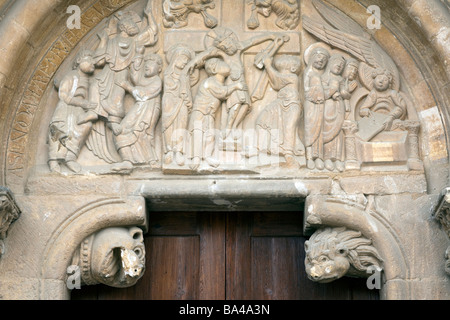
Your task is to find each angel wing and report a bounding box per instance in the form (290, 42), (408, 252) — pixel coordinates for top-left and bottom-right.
(303, 0), (400, 91)
(312, 0), (370, 39)
(86, 121), (122, 164)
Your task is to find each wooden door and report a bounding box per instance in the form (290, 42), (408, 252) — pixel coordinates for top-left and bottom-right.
(71, 211), (379, 300)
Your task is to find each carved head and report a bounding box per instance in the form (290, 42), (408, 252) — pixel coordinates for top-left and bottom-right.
(144, 53), (163, 77)
(205, 58), (230, 77)
(343, 58), (359, 81)
(274, 55), (301, 75)
(255, 0), (273, 17)
(76, 227), (146, 288)
(117, 16), (140, 37)
(304, 227), (383, 283)
(73, 49), (95, 74)
(372, 68), (393, 92)
(328, 54), (346, 76)
(166, 44), (194, 70)
(208, 27), (239, 55)
(309, 47), (330, 70)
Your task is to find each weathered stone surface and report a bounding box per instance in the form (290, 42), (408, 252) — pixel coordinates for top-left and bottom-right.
(0, 0), (449, 300)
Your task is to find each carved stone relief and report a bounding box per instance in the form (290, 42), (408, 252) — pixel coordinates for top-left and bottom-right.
(70, 226), (145, 288)
(304, 226), (383, 283)
(163, 0), (218, 29)
(434, 187), (450, 276)
(0, 187), (21, 257)
(247, 0), (300, 30)
(44, 0), (424, 176)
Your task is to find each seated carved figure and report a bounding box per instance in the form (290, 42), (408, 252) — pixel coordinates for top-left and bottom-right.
(359, 68), (407, 138)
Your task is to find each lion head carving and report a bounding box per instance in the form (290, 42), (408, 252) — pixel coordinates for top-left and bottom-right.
(304, 227), (383, 283)
(72, 226), (146, 288)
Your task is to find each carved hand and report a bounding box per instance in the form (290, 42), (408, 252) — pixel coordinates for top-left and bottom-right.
(383, 115), (395, 131)
(359, 108), (370, 118)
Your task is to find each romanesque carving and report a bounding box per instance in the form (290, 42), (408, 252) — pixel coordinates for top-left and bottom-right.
(247, 0), (300, 30)
(48, 1), (160, 173)
(186, 27), (282, 145)
(434, 187), (450, 276)
(0, 187), (21, 257)
(302, 0), (423, 171)
(189, 58), (245, 170)
(163, 0), (218, 29)
(304, 227), (383, 283)
(70, 226), (145, 288)
(115, 53), (163, 167)
(162, 44), (199, 167)
(253, 53), (304, 168)
(45, 0), (424, 175)
(49, 49), (97, 173)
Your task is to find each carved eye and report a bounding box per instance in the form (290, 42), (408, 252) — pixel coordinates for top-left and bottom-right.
(319, 256), (328, 263)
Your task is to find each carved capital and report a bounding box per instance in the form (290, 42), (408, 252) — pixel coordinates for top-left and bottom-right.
(0, 187), (21, 257)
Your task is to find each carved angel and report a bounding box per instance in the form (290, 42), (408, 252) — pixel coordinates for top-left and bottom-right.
(84, 1), (159, 169)
(163, 0), (218, 29)
(247, 0), (300, 30)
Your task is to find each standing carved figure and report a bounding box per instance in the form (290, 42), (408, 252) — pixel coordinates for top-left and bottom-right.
(188, 58), (245, 170)
(340, 58), (359, 118)
(303, 46), (330, 170)
(321, 54), (346, 172)
(162, 44), (199, 166)
(83, 2), (159, 167)
(114, 53), (163, 167)
(48, 50), (96, 173)
(254, 55), (303, 168)
(186, 27), (280, 142)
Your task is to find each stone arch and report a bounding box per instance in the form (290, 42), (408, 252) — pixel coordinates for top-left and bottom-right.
(39, 196), (147, 300)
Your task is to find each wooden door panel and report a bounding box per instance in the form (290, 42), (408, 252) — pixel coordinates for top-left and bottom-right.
(146, 236), (200, 300)
(251, 237), (303, 300)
